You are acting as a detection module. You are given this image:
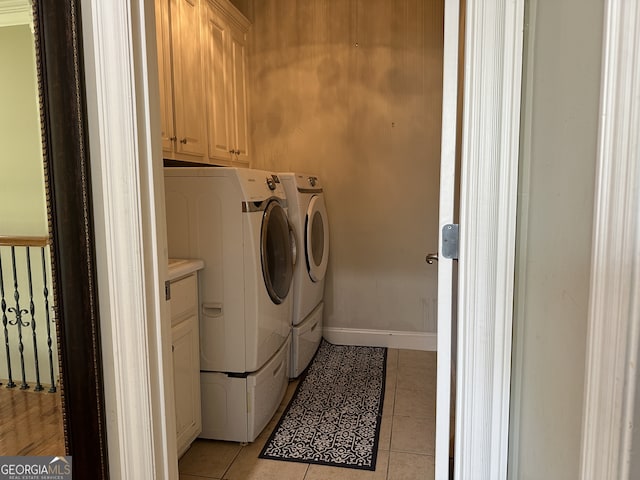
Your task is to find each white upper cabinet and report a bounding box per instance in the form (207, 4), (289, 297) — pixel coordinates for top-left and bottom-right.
(155, 0), (207, 161)
(172, 0), (207, 159)
(205, 0), (250, 166)
(204, 8), (232, 161)
(155, 0), (176, 154)
(228, 23), (249, 164)
(155, 0), (250, 166)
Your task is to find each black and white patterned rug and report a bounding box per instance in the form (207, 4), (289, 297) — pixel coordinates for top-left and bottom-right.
(259, 340), (387, 470)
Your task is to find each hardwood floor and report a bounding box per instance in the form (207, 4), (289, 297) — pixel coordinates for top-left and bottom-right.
(0, 385), (65, 456)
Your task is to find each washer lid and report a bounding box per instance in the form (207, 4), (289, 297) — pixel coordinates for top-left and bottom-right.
(261, 200), (294, 304)
(305, 195), (329, 282)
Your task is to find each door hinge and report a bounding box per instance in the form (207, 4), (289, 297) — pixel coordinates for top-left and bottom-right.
(442, 224), (459, 260)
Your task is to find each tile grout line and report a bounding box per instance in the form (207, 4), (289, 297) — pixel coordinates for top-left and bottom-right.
(220, 444), (244, 480)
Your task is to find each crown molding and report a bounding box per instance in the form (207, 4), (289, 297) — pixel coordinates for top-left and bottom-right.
(0, 0), (32, 28)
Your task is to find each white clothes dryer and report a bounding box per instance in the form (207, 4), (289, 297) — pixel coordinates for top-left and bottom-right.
(279, 172), (330, 377)
(164, 167), (294, 443)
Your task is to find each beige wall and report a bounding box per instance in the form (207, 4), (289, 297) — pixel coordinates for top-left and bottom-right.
(0, 25), (47, 237)
(509, 0), (604, 478)
(245, 0), (444, 334)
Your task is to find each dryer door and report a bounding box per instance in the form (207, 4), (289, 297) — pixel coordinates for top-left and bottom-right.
(261, 200), (294, 304)
(305, 195), (329, 282)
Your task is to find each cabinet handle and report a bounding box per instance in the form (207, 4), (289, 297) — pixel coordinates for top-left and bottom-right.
(228, 149), (235, 154)
(272, 359), (284, 377)
(169, 136), (177, 142)
(202, 302), (223, 318)
(180, 138), (187, 144)
(235, 149), (241, 155)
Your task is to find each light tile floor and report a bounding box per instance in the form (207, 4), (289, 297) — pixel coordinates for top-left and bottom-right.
(179, 348), (436, 480)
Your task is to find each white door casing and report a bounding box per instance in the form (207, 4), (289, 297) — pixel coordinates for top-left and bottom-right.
(580, 1), (640, 479)
(447, 0), (525, 479)
(80, 0), (177, 478)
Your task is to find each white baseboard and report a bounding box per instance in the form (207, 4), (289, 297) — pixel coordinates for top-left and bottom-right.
(322, 327), (437, 351)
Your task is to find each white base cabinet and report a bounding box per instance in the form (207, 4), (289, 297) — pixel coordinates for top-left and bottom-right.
(169, 268), (202, 457)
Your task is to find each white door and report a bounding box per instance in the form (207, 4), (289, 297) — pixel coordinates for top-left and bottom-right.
(434, 0), (526, 478)
(434, 0), (461, 478)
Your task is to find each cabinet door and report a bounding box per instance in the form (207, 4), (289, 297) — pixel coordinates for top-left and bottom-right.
(171, 0), (207, 159)
(155, 0), (175, 154)
(205, 6), (233, 162)
(172, 314), (201, 456)
(229, 25), (249, 164)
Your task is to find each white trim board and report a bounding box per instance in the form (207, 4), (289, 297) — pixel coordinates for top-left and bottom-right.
(507, 0), (537, 475)
(580, 1), (640, 479)
(455, 0), (525, 479)
(322, 328), (436, 351)
(80, 0), (176, 478)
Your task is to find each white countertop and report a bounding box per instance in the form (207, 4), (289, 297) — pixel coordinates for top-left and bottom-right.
(167, 258), (204, 281)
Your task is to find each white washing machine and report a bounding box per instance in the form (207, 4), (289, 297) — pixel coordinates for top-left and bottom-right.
(164, 167), (294, 443)
(279, 172), (330, 378)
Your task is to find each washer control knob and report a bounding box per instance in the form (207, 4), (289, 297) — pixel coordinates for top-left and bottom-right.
(308, 176), (317, 187)
(266, 177), (276, 190)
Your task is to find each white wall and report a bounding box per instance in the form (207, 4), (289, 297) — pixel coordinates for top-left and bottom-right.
(245, 0), (444, 338)
(508, 0), (604, 478)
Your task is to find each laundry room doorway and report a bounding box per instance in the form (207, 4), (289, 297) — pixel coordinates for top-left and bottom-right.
(74, 0), (527, 477)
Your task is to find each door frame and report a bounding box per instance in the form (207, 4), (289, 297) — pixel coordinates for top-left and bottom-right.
(79, 0), (178, 478)
(452, 0), (525, 478)
(76, 0), (640, 479)
(579, 2), (640, 478)
(79, 0), (527, 477)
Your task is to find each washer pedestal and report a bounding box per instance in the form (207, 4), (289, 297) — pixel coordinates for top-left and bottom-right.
(199, 334), (291, 443)
(291, 303), (323, 378)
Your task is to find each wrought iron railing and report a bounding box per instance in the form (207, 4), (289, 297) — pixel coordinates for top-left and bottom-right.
(0, 236), (58, 393)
